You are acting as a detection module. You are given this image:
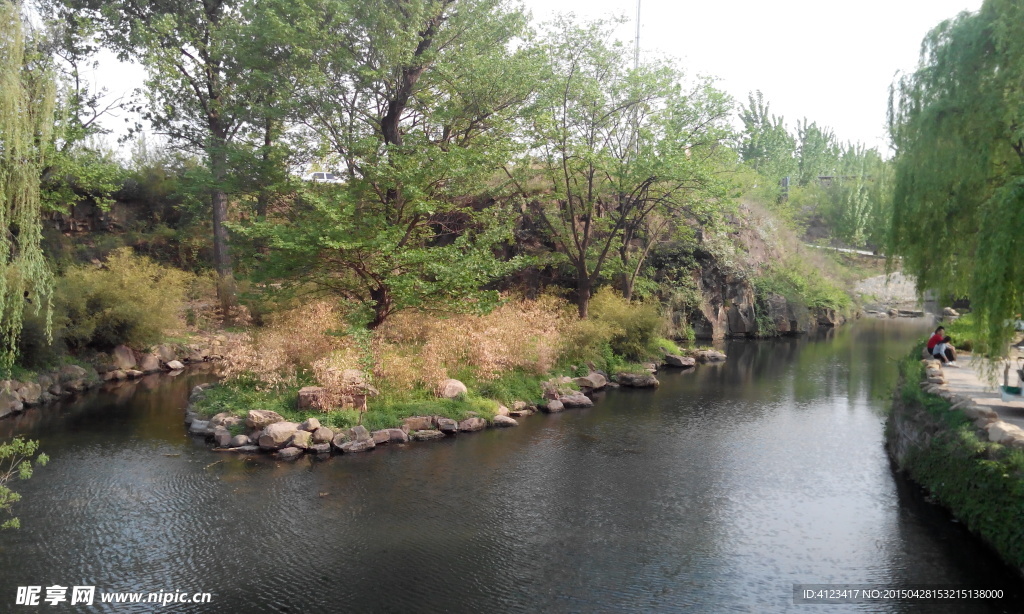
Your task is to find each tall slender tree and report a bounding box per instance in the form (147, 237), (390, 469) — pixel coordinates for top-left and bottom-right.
(0, 1), (55, 370)
(888, 0), (1024, 354)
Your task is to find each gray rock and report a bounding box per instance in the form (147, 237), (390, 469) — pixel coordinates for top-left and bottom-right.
(156, 344), (177, 364)
(411, 429), (445, 441)
(48, 384), (62, 396)
(664, 354), (696, 368)
(340, 439), (376, 453)
(309, 443), (332, 454)
(290, 430), (312, 449)
(139, 354), (161, 373)
(403, 415), (435, 431)
(276, 446), (304, 460)
(347, 425), (372, 442)
(543, 399), (565, 413)
(438, 378), (468, 399)
(246, 409), (285, 430)
(311, 427), (334, 445)
(18, 382), (42, 405)
(297, 386), (326, 410)
(574, 373), (607, 390)
(212, 427), (232, 447)
(209, 412), (234, 427)
(112, 345), (137, 370)
(458, 417), (487, 432)
(371, 429), (391, 444)
(559, 392), (594, 408)
(125, 369), (144, 379)
(233, 445), (261, 453)
(437, 417), (458, 434)
(695, 350), (727, 363)
(188, 420), (210, 435)
(617, 372), (660, 388)
(258, 421), (300, 450)
(58, 364), (88, 383)
(229, 434), (250, 448)
(299, 418), (321, 432)
(386, 428), (409, 443)
(166, 360), (185, 371)
(492, 415), (518, 427)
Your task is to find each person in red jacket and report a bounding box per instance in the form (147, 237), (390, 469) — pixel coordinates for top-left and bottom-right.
(927, 326), (958, 366)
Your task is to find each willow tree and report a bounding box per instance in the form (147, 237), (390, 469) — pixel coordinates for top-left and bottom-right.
(0, 2), (55, 370)
(888, 0), (1024, 354)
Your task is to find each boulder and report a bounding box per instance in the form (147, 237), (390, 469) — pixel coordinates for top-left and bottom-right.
(139, 354), (161, 374)
(347, 425), (372, 442)
(290, 430), (312, 449)
(695, 350), (727, 363)
(437, 417), (458, 434)
(943, 306), (960, 317)
(574, 372), (607, 390)
(65, 379), (87, 393)
(617, 373), (660, 388)
(209, 412), (235, 427)
(297, 386), (326, 411)
(437, 379), (468, 399)
(664, 354), (696, 368)
(340, 439), (376, 453)
(212, 427), (232, 448)
(17, 382), (42, 405)
(543, 399), (565, 413)
(276, 447), (304, 461)
(371, 429), (391, 444)
(166, 360), (185, 371)
(458, 417), (488, 432)
(48, 384), (62, 396)
(559, 392), (594, 408)
(0, 391), (21, 418)
(411, 430), (445, 441)
(299, 418), (321, 432)
(386, 428), (409, 443)
(642, 362), (659, 373)
(258, 421), (300, 450)
(311, 427), (334, 445)
(331, 433), (348, 451)
(112, 345), (137, 370)
(155, 344), (177, 364)
(987, 421), (1024, 444)
(509, 401), (535, 418)
(229, 435), (251, 448)
(246, 409), (285, 430)
(542, 376), (575, 400)
(188, 420), (210, 435)
(58, 364), (88, 383)
(492, 415), (518, 427)
(403, 416), (435, 431)
(125, 369), (144, 379)
(309, 443), (332, 455)
(102, 371), (121, 382)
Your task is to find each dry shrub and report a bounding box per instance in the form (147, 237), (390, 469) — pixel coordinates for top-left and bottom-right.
(310, 349), (372, 411)
(374, 295), (567, 388)
(221, 300), (350, 388)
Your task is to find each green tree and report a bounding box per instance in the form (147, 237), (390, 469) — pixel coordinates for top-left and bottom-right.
(794, 118), (839, 186)
(0, 0), (56, 370)
(738, 90), (796, 185)
(512, 18), (733, 316)
(888, 0), (1024, 354)
(46, 0), (313, 318)
(0, 437), (48, 530)
(243, 0), (537, 328)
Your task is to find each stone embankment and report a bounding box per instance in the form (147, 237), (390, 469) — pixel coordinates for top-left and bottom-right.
(0, 334), (231, 420)
(185, 349), (728, 460)
(887, 354), (1024, 574)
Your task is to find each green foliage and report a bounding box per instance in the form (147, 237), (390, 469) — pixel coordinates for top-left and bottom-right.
(754, 258), (852, 314)
(738, 90), (796, 187)
(588, 288), (662, 360)
(893, 353), (1024, 568)
(58, 248), (189, 350)
(0, 437), (49, 531)
(888, 0), (1024, 356)
(0, 2), (57, 371)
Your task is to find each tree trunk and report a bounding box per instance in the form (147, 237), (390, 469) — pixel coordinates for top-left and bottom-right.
(368, 284), (393, 329)
(209, 136), (237, 320)
(576, 270), (591, 319)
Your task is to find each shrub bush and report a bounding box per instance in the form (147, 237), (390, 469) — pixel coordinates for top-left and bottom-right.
(587, 288), (662, 360)
(57, 247), (190, 350)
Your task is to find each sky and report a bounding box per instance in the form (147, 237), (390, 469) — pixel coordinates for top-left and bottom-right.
(520, 0), (984, 151)
(90, 0), (984, 154)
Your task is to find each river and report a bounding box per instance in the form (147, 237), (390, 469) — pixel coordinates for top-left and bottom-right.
(1, 319), (1022, 613)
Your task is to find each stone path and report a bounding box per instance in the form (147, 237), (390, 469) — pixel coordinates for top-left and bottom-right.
(939, 354), (1024, 430)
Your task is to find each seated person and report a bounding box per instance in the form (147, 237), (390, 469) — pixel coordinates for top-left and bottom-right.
(927, 327), (958, 365)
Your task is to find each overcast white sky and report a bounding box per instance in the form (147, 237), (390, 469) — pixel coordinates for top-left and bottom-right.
(92, 0), (983, 153)
(522, 0), (983, 151)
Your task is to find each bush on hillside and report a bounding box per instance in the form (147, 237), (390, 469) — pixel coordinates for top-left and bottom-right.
(57, 248), (189, 350)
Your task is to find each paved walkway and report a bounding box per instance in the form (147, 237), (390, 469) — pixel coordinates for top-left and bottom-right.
(941, 354), (1024, 430)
